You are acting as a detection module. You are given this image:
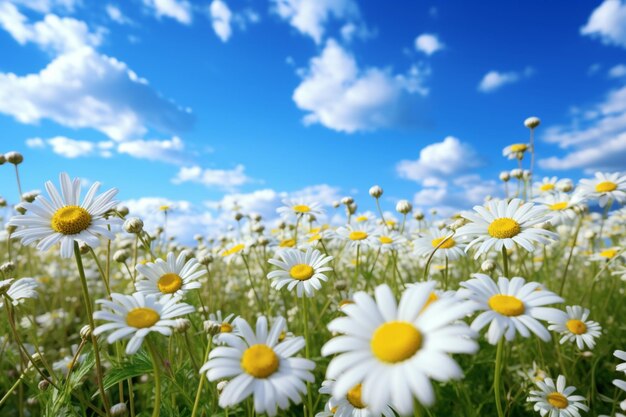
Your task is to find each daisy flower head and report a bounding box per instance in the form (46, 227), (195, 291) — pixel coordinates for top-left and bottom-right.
(527, 375), (588, 417)
(318, 379), (396, 417)
(0, 278), (38, 308)
(371, 228), (407, 253)
(135, 251), (204, 300)
(220, 241), (249, 261)
(277, 197), (324, 221)
(267, 248), (333, 297)
(199, 316), (315, 417)
(321, 282), (478, 414)
(9, 172), (119, 258)
(503, 143), (529, 159)
(335, 223), (376, 250)
(534, 192), (585, 225)
(548, 305), (602, 350)
(578, 172), (626, 207)
(533, 177), (560, 195)
(93, 292), (195, 354)
(413, 227), (466, 261)
(456, 198), (558, 259)
(458, 274), (564, 345)
(590, 247), (622, 262)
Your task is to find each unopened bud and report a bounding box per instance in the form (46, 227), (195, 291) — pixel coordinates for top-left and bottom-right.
(38, 380), (50, 391)
(334, 280), (348, 291)
(5, 151), (23, 165)
(110, 402), (128, 416)
(0, 261), (15, 274)
(369, 185), (383, 198)
(80, 325), (92, 340)
(524, 116), (541, 129)
(173, 318), (191, 333)
(481, 260), (496, 272)
(198, 254), (214, 266)
(123, 217), (143, 234)
(341, 197), (354, 205)
(396, 200), (412, 215)
(113, 250), (129, 263)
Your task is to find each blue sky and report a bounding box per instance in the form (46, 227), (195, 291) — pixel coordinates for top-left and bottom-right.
(1, 0), (625, 239)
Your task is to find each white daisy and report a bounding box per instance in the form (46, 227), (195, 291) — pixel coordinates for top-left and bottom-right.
(533, 177), (560, 195)
(267, 248), (333, 297)
(458, 274), (564, 345)
(527, 375), (588, 417)
(456, 198), (558, 259)
(317, 379), (396, 417)
(277, 198), (324, 221)
(321, 282), (478, 414)
(9, 172), (119, 258)
(135, 251), (204, 300)
(589, 247), (622, 262)
(93, 293), (195, 354)
(371, 229), (407, 253)
(412, 227), (466, 261)
(615, 350), (626, 374)
(548, 305), (602, 350)
(578, 172), (626, 207)
(0, 278), (38, 308)
(534, 192), (585, 225)
(199, 316), (315, 417)
(503, 143), (529, 159)
(335, 224), (376, 250)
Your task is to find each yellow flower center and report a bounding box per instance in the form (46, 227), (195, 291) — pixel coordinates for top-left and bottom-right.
(349, 231), (368, 241)
(539, 183), (555, 192)
(379, 236), (393, 244)
(488, 295), (525, 316)
(241, 344), (279, 378)
(293, 204), (311, 213)
(289, 264), (314, 281)
(510, 144), (528, 153)
(421, 292), (439, 313)
(371, 321), (422, 363)
(488, 218), (521, 239)
(308, 234), (321, 242)
(51, 206), (92, 235)
(157, 273), (183, 294)
(220, 322), (233, 333)
(356, 215), (369, 222)
(126, 307), (160, 328)
(279, 238), (296, 248)
(159, 205), (170, 211)
(547, 392), (568, 409)
(346, 384), (366, 409)
(595, 181), (617, 193)
(566, 319), (587, 335)
(549, 202), (568, 211)
(600, 249), (618, 259)
(222, 244), (245, 257)
(431, 237), (455, 249)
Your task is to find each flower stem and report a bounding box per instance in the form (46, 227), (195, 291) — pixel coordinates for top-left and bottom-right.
(191, 338), (212, 417)
(559, 215), (582, 296)
(146, 339), (162, 417)
(494, 338), (505, 417)
(501, 246), (509, 277)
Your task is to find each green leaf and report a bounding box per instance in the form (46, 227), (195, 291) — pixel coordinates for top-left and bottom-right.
(102, 349), (153, 391)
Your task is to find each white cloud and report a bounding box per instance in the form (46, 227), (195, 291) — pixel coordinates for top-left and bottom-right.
(25, 137), (45, 148)
(581, 0), (626, 48)
(143, 0), (192, 25)
(539, 84), (626, 171)
(271, 0), (360, 44)
(12, 0), (78, 14)
(209, 0), (232, 42)
(414, 33), (444, 55)
(106, 4), (133, 25)
(396, 136), (483, 183)
(477, 67), (533, 93)
(29, 136), (114, 158)
(0, 47), (193, 141)
(0, 2), (103, 54)
(117, 136), (190, 164)
(293, 39), (429, 133)
(608, 64), (626, 78)
(172, 164), (252, 190)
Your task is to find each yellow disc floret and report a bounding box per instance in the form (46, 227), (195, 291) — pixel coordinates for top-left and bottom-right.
(241, 344), (279, 378)
(346, 384), (366, 409)
(349, 231), (368, 241)
(539, 183), (555, 192)
(595, 181), (617, 193)
(51, 206), (92, 235)
(566, 319), (587, 335)
(600, 249), (618, 259)
(510, 144), (528, 153)
(126, 307), (160, 328)
(157, 273), (183, 294)
(289, 264), (314, 281)
(549, 202), (568, 211)
(431, 237), (455, 249)
(488, 218), (521, 239)
(546, 392), (568, 409)
(379, 236), (393, 244)
(488, 295), (525, 317)
(220, 322), (233, 333)
(371, 321), (422, 363)
(293, 204), (311, 213)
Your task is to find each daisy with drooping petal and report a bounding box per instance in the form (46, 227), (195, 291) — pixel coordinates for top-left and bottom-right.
(548, 305), (602, 350)
(413, 227), (466, 261)
(0, 278), (38, 308)
(317, 379), (396, 417)
(277, 198), (324, 221)
(578, 172), (626, 207)
(503, 143), (529, 159)
(527, 375), (588, 417)
(93, 293), (195, 354)
(321, 282), (478, 414)
(135, 251), (204, 300)
(458, 274), (564, 345)
(9, 172), (119, 258)
(335, 224), (376, 250)
(456, 198), (558, 259)
(267, 248), (333, 297)
(534, 192), (585, 225)
(199, 316), (315, 417)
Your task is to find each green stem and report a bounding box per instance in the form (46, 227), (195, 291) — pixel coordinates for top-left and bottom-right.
(494, 338), (505, 417)
(501, 246), (509, 278)
(191, 338), (212, 417)
(558, 216), (582, 296)
(146, 339), (162, 417)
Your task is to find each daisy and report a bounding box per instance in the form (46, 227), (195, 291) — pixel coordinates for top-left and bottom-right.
(321, 282), (478, 414)
(0, 278), (38, 308)
(317, 379), (396, 417)
(534, 192), (585, 225)
(503, 143), (529, 159)
(335, 224), (376, 250)
(267, 248), (333, 297)
(277, 198), (324, 221)
(533, 177), (560, 195)
(615, 350), (626, 374)
(456, 198), (558, 259)
(548, 306), (602, 350)
(371, 228), (407, 253)
(590, 246), (622, 262)
(199, 316), (315, 417)
(135, 251), (205, 300)
(527, 375), (588, 417)
(9, 172), (119, 258)
(578, 172), (626, 207)
(220, 242), (249, 261)
(413, 227), (466, 261)
(458, 274), (564, 345)
(93, 292), (195, 354)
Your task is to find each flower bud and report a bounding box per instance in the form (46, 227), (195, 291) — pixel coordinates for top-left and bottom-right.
(123, 217), (144, 234)
(499, 171), (511, 182)
(396, 200), (412, 215)
(0, 154), (5, 165)
(510, 169), (523, 179)
(332, 201), (340, 208)
(173, 318), (191, 333)
(341, 196), (354, 205)
(204, 320), (221, 336)
(523, 170), (532, 180)
(524, 116), (541, 129)
(80, 325), (92, 340)
(481, 260), (496, 272)
(413, 210), (425, 221)
(557, 179), (573, 193)
(79, 242), (90, 254)
(5, 224), (17, 234)
(334, 280), (348, 291)
(0, 261), (15, 274)
(116, 205), (129, 216)
(369, 185), (383, 198)
(110, 403), (128, 416)
(38, 380), (50, 391)
(5, 151), (23, 165)
(15, 203), (27, 214)
(198, 254), (214, 266)
(346, 203), (357, 215)
(113, 250), (130, 263)
(22, 191), (39, 203)
(234, 213), (244, 221)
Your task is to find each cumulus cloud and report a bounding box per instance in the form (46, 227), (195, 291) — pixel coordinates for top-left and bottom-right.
(0, 2), (103, 53)
(414, 33), (444, 55)
(106, 4), (133, 25)
(142, 0), (192, 25)
(477, 67), (533, 93)
(117, 136), (191, 164)
(26, 136), (114, 158)
(396, 136), (483, 183)
(0, 47), (194, 141)
(12, 0), (78, 13)
(608, 64), (626, 78)
(539, 84), (626, 171)
(270, 0), (360, 44)
(293, 39), (429, 133)
(581, 0), (626, 48)
(209, 0), (232, 41)
(172, 164), (252, 190)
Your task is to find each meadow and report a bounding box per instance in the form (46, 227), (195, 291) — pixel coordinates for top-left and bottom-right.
(1, 117), (625, 417)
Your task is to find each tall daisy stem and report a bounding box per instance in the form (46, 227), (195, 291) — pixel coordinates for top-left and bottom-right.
(74, 243), (111, 417)
(559, 215), (583, 296)
(494, 338), (505, 417)
(14, 165), (24, 201)
(501, 247), (509, 277)
(146, 339), (161, 417)
(301, 296), (314, 417)
(191, 338), (212, 417)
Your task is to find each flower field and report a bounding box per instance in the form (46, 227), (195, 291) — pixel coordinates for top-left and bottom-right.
(1, 119), (626, 417)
